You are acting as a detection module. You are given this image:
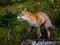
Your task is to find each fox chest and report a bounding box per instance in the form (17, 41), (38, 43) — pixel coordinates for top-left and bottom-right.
(28, 20), (38, 27)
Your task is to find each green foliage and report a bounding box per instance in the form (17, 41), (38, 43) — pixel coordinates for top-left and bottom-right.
(0, 0), (26, 6)
(0, 10), (18, 28)
(0, 1), (60, 45)
(10, 0), (26, 3)
(54, 10), (60, 27)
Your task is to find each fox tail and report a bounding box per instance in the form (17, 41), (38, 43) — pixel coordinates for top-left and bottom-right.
(49, 25), (55, 30)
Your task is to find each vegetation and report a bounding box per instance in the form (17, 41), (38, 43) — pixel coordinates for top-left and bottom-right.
(0, 0), (60, 45)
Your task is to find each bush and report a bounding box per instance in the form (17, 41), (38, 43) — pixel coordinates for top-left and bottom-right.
(0, 1), (60, 45)
(0, 10), (18, 28)
(0, 0), (26, 6)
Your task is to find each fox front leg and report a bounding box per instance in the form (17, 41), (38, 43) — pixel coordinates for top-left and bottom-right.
(23, 26), (32, 40)
(26, 26), (32, 36)
(36, 26), (41, 42)
(28, 26), (32, 33)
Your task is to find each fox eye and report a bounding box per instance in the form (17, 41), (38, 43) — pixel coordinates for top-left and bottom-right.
(22, 14), (24, 16)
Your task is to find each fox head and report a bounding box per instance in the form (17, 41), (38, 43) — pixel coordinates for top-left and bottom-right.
(17, 8), (30, 21)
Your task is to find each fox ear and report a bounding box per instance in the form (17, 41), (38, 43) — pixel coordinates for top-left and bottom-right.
(20, 9), (23, 11)
(24, 8), (29, 12)
(17, 8), (23, 12)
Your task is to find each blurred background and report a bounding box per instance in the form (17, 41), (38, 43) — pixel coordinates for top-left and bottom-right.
(0, 0), (60, 45)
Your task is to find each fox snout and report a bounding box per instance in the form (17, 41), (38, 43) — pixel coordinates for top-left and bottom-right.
(17, 16), (20, 19)
(17, 16), (23, 21)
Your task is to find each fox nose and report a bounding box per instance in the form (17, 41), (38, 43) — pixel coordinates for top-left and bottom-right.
(17, 16), (20, 19)
(17, 16), (23, 21)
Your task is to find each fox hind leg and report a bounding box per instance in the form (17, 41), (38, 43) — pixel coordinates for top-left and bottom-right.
(45, 24), (50, 38)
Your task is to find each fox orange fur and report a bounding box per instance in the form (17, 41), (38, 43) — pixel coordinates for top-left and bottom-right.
(17, 8), (55, 40)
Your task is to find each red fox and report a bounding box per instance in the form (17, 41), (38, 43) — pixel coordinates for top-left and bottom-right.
(17, 8), (55, 40)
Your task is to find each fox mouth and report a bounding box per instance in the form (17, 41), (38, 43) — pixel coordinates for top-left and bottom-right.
(18, 18), (23, 21)
(17, 16), (23, 21)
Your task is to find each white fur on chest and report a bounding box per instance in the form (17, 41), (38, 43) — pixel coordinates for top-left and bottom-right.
(28, 20), (38, 27)
(25, 17), (38, 27)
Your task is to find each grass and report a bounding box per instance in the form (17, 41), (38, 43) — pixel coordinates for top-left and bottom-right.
(0, 2), (60, 45)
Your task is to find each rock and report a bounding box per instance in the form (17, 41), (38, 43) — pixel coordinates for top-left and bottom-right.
(20, 39), (55, 45)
